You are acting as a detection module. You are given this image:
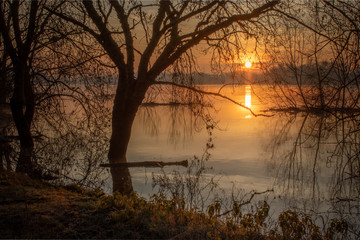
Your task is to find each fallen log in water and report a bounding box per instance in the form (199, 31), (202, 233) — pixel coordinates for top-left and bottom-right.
(100, 160), (188, 168)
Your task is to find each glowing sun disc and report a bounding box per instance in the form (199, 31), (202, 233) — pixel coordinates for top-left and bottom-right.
(245, 62), (252, 68)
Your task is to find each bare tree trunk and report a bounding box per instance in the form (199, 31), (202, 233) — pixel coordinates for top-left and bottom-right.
(108, 107), (134, 194)
(10, 63), (34, 174)
(0, 57), (8, 105)
(108, 75), (149, 194)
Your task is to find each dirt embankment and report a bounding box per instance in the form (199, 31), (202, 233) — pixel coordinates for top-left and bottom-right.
(0, 170), (106, 238)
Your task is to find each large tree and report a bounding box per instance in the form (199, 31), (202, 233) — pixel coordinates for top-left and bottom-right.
(55, 0), (279, 193)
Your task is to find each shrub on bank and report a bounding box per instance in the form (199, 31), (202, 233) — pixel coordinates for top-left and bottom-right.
(0, 170), (351, 239)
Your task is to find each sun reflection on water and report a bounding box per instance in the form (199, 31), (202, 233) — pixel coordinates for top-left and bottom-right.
(245, 85), (251, 118)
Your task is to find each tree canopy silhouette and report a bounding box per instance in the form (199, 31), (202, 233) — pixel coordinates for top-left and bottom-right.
(53, 0), (279, 193)
(0, 0), (58, 174)
(0, 0), (113, 178)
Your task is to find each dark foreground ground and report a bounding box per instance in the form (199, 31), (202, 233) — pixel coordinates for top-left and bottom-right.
(0, 170), (349, 239)
(0, 170), (234, 239)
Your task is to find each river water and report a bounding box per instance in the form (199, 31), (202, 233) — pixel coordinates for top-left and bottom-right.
(17, 83), (356, 233)
(98, 84), (358, 230)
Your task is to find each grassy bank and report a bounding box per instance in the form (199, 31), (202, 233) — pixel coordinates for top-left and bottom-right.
(0, 170), (349, 239)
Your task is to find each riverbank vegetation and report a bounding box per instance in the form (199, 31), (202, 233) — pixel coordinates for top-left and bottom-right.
(0, 170), (349, 239)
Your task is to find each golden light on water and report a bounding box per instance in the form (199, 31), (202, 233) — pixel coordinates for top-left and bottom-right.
(245, 86), (251, 108)
(245, 61), (252, 68)
(245, 85), (252, 118)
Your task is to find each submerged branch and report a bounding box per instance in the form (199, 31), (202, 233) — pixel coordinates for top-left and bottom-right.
(100, 160), (188, 168)
(141, 101), (193, 107)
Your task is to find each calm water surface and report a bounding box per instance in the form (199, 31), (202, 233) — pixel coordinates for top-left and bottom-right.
(128, 85), (270, 193)
(2, 82), (357, 231)
(117, 85), (359, 227)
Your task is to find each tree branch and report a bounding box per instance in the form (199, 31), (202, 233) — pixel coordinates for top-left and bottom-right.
(0, 2), (16, 61)
(44, 5), (101, 41)
(23, 0), (39, 57)
(152, 80), (273, 117)
(150, 0), (279, 77)
(322, 0), (359, 33)
(10, 0), (23, 50)
(109, 0), (134, 78)
(82, 0), (126, 71)
(216, 189), (274, 218)
(100, 160), (188, 168)
(138, 0), (168, 78)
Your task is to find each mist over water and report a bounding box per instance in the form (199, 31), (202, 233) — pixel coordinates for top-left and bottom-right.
(24, 83), (358, 229)
(112, 85), (358, 229)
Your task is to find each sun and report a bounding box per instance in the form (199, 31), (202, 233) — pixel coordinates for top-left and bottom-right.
(245, 61), (252, 68)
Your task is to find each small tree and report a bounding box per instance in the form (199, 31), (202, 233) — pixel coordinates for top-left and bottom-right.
(0, 0), (53, 173)
(0, 0), (109, 177)
(259, 0), (360, 112)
